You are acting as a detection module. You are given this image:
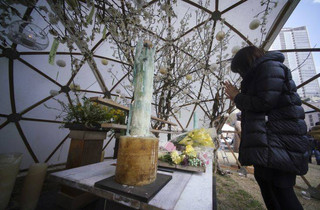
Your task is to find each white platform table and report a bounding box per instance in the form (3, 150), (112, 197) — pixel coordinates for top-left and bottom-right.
(49, 159), (212, 210)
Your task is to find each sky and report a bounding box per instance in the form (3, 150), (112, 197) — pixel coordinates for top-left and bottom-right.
(284, 0), (320, 74)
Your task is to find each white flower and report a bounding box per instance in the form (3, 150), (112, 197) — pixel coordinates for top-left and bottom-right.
(249, 19), (260, 30)
(182, 88), (190, 95)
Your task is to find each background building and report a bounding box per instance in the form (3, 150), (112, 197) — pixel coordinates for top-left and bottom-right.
(270, 26), (320, 129)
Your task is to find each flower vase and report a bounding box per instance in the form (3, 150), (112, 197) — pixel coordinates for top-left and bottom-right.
(115, 136), (159, 186)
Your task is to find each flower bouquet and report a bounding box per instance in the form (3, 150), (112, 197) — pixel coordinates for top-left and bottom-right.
(158, 128), (215, 172)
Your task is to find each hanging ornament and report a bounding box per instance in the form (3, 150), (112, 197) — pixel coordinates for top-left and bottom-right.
(249, 19), (261, 30)
(186, 74), (192, 81)
(159, 67), (167, 75)
(210, 64), (218, 72)
(231, 46), (240, 55)
(49, 90), (59, 96)
(116, 89), (121, 94)
(7, 20), (49, 50)
(69, 83), (80, 91)
(48, 38), (59, 65)
(215, 31), (225, 41)
(101, 59), (108, 65)
(56, 60), (66, 67)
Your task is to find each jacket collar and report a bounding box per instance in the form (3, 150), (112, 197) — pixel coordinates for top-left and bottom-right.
(240, 51), (285, 90)
(252, 51), (285, 69)
(241, 51), (285, 79)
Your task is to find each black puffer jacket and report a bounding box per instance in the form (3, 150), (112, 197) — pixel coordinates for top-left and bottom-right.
(234, 51), (310, 175)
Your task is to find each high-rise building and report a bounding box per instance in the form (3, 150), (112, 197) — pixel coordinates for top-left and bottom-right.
(270, 26), (320, 129)
(270, 26), (320, 98)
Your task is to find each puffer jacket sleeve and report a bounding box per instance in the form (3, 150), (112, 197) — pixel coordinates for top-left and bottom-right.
(234, 61), (286, 112)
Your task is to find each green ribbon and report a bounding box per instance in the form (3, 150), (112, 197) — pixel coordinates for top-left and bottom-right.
(102, 26), (107, 39)
(48, 38), (59, 65)
(86, 6), (95, 24)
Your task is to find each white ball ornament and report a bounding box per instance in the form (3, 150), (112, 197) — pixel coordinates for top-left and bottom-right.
(50, 90), (59, 96)
(249, 19), (261, 30)
(101, 59), (108, 65)
(186, 74), (192, 81)
(215, 31), (225, 41)
(56, 60), (66, 67)
(159, 67), (167, 75)
(69, 83), (80, 91)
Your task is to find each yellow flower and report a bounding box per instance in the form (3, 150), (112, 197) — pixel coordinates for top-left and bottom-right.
(170, 150), (182, 165)
(179, 128), (214, 147)
(185, 145), (194, 153)
(179, 136), (193, 145)
(185, 145), (197, 157)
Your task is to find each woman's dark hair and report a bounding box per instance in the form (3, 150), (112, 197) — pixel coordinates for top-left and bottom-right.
(231, 46), (264, 76)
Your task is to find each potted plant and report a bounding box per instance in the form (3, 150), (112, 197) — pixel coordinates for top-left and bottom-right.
(61, 96), (126, 131)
